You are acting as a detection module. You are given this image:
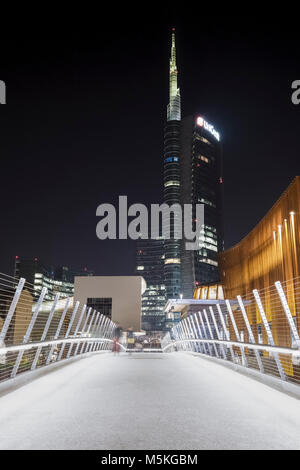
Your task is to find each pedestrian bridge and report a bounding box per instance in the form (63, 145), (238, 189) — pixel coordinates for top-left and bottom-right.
(1, 273), (300, 450)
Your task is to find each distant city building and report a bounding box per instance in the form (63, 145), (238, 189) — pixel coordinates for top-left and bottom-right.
(74, 276), (146, 332)
(136, 238), (166, 332)
(54, 265), (94, 283)
(180, 115), (224, 298)
(164, 282), (225, 329)
(14, 257), (93, 301)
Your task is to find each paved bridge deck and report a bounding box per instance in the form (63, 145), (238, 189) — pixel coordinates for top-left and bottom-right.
(0, 352), (299, 450)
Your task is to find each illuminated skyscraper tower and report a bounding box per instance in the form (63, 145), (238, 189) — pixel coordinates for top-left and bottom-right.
(163, 29), (182, 300)
(167, 30), (181, 121)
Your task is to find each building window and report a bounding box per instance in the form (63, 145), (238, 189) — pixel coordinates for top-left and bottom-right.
(164, 258), (181, 265)
(87, 298), (112, 318)
(195, 135), (212, 145)
(164, 181), (180, 188)
(198, 198), (216, 209)
(165, 156), (179, 163)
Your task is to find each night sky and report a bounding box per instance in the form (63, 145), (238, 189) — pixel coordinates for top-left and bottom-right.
(0, 10), (299, 277)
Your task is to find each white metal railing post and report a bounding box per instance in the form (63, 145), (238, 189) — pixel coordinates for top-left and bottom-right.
(111, 321), (116, 339)
(225, 300), (248, 367)
(107, 321), (115, 350)
(216, 304), (235, 363)
(237, 296), (264, 374)
(209, 307), (227, 360)
(187, 317), (197, 352)
(58, 301), (80, 361)
(99, 317), (109, 350)
(178, 323), (187, 351)
(0, 278), (25, 345)
(11, 287), (47, 378)
(46, 298), (70, 365)
(67, 304), (87, 358)
(93, 314), (105, 351)
(87, 312), (100, 353)
(87, 311), (100, 352)
(194, 312), (209, 355)
(199, 312), (213, 356)
(203, 309), (219, 358)
(108, 320), (114, 338)
(178, 322), (186, 349)
(191, 315), (203, 354)
(174, 325), (183, 351)
(74, 307), (92, 356)
(105, 320), (113, 350)
(80, 309), (96, 355)
(177, 324), (185, 351)
(253, 289), (286, 381)
(275, 281), (300, 349)
(173, 326), (180, 350)
(183, 319), (193, 351)
(31, 293), (60, 371)
(107, 321), (114, 339)
(196, 313), (206, 354)
(104, 318), (109, 336)
(96, 316), (105, 351)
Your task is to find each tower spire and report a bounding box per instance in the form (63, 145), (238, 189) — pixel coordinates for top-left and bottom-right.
(167, 28), (181, 121)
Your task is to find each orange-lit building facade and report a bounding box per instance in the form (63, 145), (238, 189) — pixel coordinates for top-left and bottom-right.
(218, 177), (300, 377)
(219, 177), (300, 300)
(193, 283), (224, 301)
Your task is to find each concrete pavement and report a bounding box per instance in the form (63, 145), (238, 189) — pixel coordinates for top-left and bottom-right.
(0, 352), (300, 450)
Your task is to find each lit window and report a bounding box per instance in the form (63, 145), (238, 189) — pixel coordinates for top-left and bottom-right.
(165, 156), (179, 163)
(137, 266), (145, 271)
(199, 258), (218, 267)
(199, 198), (216, 208)
(195, 135), (212, 145)
(164, 258), (181, 265)
(164, 181), (180, 188)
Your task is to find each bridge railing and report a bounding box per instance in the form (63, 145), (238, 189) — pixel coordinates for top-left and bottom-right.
(0, 273), (124, 384)
(162, 278), (300, 386)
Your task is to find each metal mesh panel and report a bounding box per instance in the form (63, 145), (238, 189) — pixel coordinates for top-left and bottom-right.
(0, 273), (123, 384)
(161, 277), (300, 387)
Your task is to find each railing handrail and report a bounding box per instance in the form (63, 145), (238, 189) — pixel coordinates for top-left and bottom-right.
(0, 338), (126, 355)
(162, 339), (300, 357)
(161, 278), (300, 387)
(0, 272), (123, 383)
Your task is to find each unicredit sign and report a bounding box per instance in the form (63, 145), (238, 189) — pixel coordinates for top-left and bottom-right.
(197, 117), (220, 142)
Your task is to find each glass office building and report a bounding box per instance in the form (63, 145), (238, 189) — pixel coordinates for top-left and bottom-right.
(180, 115), (224, 298)
(136, 238), (166, 332)
(14, 257), (93, 301)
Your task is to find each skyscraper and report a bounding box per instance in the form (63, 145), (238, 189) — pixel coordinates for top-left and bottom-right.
(135, 29), (181, 333)
(180, 115), (224, 298)
(136, 30), (224, 332)
(163, 28), (182, 301)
